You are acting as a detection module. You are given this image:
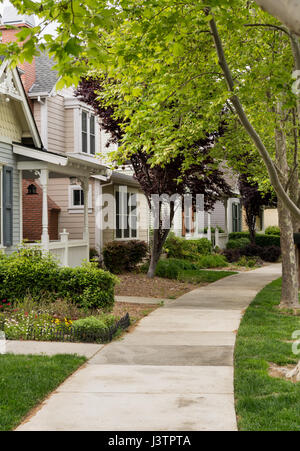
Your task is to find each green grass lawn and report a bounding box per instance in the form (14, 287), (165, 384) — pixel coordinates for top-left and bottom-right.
(0, 353), (86, 431)
(178, 269), (237, 284)
(235, 278), (300, 431)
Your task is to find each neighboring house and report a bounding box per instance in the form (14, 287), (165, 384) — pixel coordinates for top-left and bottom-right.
(171, 164), (242, 248)
(0, 5), (150, 264)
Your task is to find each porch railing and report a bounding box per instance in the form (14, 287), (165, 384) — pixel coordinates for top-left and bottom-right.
(24, 229), (89, 267)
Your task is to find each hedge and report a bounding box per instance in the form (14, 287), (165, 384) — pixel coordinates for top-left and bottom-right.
(0, 248), (117, 310)
(228, 232), (280, 247)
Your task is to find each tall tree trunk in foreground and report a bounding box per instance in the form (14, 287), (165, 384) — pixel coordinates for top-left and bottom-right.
(255, 0), (300, 37)
(275, 123), (300, 308)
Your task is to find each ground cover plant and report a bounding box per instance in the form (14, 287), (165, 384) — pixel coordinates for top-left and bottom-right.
(235, 279), (300, 431)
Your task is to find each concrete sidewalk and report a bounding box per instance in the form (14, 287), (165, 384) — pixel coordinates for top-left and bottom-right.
(16, 264), (282, 431)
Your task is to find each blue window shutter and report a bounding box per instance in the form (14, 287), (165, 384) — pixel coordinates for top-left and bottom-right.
(3, 166), (13, 247)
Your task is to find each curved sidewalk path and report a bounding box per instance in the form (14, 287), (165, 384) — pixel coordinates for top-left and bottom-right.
(17, 264), (282, 431)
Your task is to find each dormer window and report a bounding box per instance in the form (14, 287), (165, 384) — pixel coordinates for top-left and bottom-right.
(27, 184), (37, 195)
(82, 111), (96, 155)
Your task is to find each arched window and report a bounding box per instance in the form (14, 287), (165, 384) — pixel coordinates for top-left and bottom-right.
(27, 184), (37, 195)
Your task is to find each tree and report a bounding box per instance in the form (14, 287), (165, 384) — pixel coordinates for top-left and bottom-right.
(75, 77), (232, 277)
(255, 0), (300, 36)
(238, 174), (274, 244)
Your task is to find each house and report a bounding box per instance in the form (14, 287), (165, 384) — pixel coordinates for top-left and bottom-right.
(0, 5), (150, 266)
(0, 56), (111, 266)
(171, 164), (242, 248)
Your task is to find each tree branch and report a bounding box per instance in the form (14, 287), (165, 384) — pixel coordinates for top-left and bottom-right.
(207, 11), (300, 221)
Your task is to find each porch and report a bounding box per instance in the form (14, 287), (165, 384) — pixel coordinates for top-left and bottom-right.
(15, 144), (109, 267)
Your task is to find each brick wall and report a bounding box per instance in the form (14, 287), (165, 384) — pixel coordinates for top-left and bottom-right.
(0, 24), (36, 104)
(22, 180), (60, 242)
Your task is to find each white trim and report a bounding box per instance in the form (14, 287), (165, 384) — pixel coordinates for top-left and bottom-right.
(114, 185), (139, 240)
(80, 109), (98, 156)
(40, 99), (48, 148)
(64, 97), (95, 113)
(19, 170), (23, 242)
(68, 184), (92, 212)
(13, 144), (68, 166)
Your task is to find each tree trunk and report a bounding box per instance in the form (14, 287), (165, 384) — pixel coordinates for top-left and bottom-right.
(255, 0), (300, 37)
(275, 123), (300, 308)
(278, 198), (300, 308)
(147, 228), (169, 278)
(147, 203), (175, 279)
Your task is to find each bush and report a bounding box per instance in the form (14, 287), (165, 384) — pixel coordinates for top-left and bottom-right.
(0, 248), (117, 310)
(265, 226), (280, 236)
(226, 238), (251, 249)
(222, 248), (242, 263)
(241, 244), (262, 257)
(152, 255), (227, 279)
(224, 243), (281, 263)
(228, 232), (280, 247)
(164, 233), (212, 260)
(196, 254), (228, 268)
(103, 240), (148, 273)
(259, 246), (281, 263)
(255, 234), (280, 247)
(204, 226), (225, 233)
(58, 263), (117, 310)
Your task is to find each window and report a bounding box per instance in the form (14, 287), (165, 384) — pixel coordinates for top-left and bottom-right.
(116, 188), (137, 239)
(232, 202), (242, 232)
(69, 185), (92, 211)
(81, 111), (96, 155)
(27, 184), (37, 195)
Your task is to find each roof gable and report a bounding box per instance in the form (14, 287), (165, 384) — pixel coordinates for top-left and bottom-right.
(0, 59), (42, 149)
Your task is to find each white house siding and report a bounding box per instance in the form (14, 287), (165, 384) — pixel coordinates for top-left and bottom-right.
(264, 208), (279, 229)
(47, 177), (96, 246)
(0, 141), (21, 253)
(0, 99), (22, 143)
(47, 94), (65, 154)
(206, 201), (226, 230)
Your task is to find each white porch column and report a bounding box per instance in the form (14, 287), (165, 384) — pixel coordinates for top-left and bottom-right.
(19, 170), (23, 242)
(60, 229), (69, 267)
(81, 177), (90, 242)
(40, 169), (49, 246)
(207, 212), (212, 242)
(224, 198), (229, 234)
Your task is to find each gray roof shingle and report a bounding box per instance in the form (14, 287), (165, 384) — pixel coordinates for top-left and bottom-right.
(28, 51), (59, 95)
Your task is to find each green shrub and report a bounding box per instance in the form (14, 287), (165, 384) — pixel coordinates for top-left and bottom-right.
(226, 238), (251, 249)
(228, 232), (280, 247)
(255, 234), (280, 247)
(265, 226), (280, 236)
(58, 263), (117, 310)
(103, 240), (148, 273)
(204, 226), (225, 233)
(152, 255), (227, 279)
(164, 233), (212, 260)
(196, 254), (228, 268)
(0, 248), (117, 311)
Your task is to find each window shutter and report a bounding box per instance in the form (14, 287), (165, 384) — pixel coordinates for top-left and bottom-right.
(3, 166), (13, 247)
(238, 203), (242, 232)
